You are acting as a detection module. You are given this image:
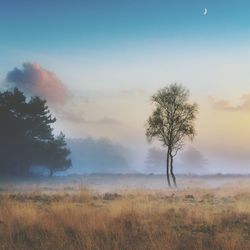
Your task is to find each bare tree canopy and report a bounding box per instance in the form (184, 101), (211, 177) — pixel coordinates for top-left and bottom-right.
(145, 83), (198, 187)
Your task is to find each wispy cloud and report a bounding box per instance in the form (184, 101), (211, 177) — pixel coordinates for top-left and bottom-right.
(209, 94), (250, 111)
(59, 109), (121, 125)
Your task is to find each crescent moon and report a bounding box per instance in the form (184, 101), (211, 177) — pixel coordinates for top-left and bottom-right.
(204, 8), (208, 15)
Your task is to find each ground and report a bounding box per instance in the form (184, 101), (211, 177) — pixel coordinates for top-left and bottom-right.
(0, 175), (250, 250)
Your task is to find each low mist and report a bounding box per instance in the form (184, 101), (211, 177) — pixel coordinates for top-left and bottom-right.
(66, 137), (134, 174)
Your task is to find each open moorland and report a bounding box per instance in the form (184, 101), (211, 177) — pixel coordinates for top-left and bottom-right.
(0, 175), (250, 250)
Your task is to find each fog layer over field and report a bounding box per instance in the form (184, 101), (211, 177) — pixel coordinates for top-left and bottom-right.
(65, 137), (249, 175)
(1, 175), (249, 194)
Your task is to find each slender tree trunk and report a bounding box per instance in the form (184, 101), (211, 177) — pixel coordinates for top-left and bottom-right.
(166, 149), (171, 187)
(170, 154), (177, 187)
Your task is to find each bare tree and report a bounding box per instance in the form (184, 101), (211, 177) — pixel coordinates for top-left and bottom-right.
(145, 84), (198, 187)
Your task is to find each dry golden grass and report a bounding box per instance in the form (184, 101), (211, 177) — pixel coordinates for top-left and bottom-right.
(0, 185), (250, 250)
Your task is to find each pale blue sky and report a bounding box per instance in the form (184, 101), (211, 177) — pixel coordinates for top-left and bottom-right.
(1, 0), (250, 173)
(1, 0), (250, 94)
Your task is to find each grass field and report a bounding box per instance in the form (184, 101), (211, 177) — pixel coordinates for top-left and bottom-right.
(0, 177), (250, 250)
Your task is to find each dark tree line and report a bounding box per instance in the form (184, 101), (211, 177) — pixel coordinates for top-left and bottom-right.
(0, 88), (71, 176)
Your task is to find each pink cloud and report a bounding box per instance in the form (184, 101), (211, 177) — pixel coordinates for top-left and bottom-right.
(6, 62), (70, 104)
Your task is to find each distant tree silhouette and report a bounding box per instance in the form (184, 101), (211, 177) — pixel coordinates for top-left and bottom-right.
(145, 84), (198, 187)
(67, 137), (132, 174)
(145, 146), (207, 175)
(0, 88), (71, 176)
(180, 147), (207, 174)
(145, 147), (165, 174)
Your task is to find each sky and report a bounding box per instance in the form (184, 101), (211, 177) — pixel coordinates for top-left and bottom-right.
(1, 0), (250, 173)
